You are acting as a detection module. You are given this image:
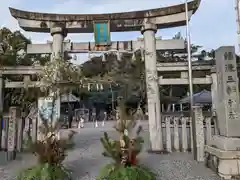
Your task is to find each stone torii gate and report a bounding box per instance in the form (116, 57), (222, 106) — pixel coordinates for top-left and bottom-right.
(9, 0), (201, 152)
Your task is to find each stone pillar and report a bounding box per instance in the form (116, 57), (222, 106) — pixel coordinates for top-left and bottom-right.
(210, 68), (219, 135)
(161, 104), (165, 112)
(172, 104), (175, 112)
(214, 46), (240, 137)
(210, 68), (218, 116)
(16, 112), (24, 152)
(180, 104), (183, 112)
(50, 27), (66, 58)
(23, 116), (30, 144)
(0, 74), (3, 149)
(205, 46), (240, 179)
(49, 26), (67, 125)
(193, 105), (204, 162)
(141, 22), (163, 151)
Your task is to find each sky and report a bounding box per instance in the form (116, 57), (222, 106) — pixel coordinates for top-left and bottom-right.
(0, 0), (238, 64)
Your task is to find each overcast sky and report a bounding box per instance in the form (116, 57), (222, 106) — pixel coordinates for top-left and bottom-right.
(0, 0), (238, 63)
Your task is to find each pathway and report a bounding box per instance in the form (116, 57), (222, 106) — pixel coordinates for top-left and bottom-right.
(0, 122), (220, 180)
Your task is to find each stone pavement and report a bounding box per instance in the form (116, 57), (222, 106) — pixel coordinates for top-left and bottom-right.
(0, 121), (220, 180)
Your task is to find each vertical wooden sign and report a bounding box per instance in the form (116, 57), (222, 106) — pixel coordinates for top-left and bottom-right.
(1, 117), (8, 150)
(7, 107), (19, 160)
(17, 115), (23, 152)
(94, 21), (111, 46)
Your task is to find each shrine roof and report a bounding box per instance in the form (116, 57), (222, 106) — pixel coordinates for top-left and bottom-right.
(9, 0), (200, 22)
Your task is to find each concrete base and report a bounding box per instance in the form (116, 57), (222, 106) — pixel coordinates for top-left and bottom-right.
(210, 135), (240, 151)
(205, 145), (240, 179)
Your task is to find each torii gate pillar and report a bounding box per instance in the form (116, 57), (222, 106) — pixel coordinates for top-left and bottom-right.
(141, 22), (163, 151)
(49, 26), (67, 126)
(50, 26), (67, 58)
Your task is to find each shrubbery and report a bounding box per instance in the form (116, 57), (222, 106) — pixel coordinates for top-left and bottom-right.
(17, 114), (76, 180)
(97, 101), (156, 180)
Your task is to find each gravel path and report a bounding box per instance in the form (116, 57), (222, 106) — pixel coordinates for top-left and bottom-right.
(0, 121), (220, 180)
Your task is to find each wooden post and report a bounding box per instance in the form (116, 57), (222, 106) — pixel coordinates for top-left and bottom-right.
(16, 113), (24, 152)
(0, 74), (4, 150)
(7, 107), (19, 160)
(31, 116), (37, 142)
(24, 104), (37, 143)
(1, 117), (8, 150)
(23, 116), (30, 148)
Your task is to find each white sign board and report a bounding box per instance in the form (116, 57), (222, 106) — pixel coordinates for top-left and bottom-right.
(8, 107), (18, 151)
(38, 96), (60, 124)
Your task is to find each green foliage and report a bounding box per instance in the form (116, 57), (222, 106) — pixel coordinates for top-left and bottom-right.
(79, 31), (217, 108)
(100, 101), (144, 164)
(81, 56), (107, 77)
(100, 132), (121, 164)
(0, 27), (50, 66)
(26, 111), (76, 164)
(17, 163), (72, 180)
(29, 130), (75, 165)
(98, 101), (156, 179)
(98, 163), (156, 180)
(0, 27), (50, 111)
(100, 131), (144, 164)
(18, 104), (76, 180)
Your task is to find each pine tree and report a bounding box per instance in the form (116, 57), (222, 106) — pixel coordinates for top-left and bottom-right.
(100, 99), (143, 167)
(98, 99), (156, 180)
(18, 97), (76, 180)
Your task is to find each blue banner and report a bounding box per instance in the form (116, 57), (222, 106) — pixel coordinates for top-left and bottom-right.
(94, 22), (110, 45)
